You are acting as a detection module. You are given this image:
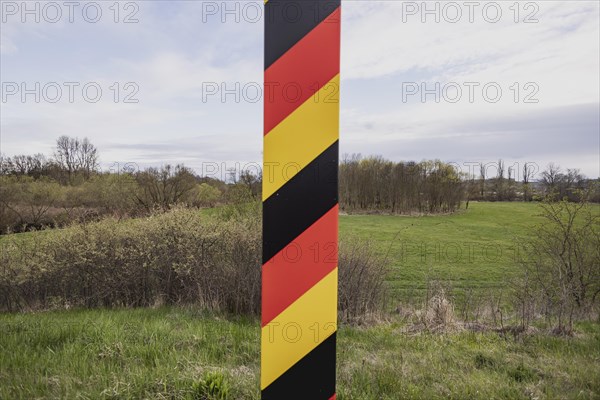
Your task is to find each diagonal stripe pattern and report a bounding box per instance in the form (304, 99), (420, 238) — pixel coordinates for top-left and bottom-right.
(262, 1), (340, 398)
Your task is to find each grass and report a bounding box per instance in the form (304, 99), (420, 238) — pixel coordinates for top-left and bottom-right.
(0, 308), (259, 399)
(1, 308), (599, 399)
(0, 201), (588, 310)
(0, 229), (45, 243)
(338, 320), (600, 400)
(2, 202), (599, 399)
(340, 202), (544, 301)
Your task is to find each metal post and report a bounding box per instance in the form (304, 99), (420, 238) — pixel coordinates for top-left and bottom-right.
(261, 0), (341, 398)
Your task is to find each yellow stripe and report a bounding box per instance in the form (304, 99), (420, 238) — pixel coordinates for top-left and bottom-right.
(260, 268), (338, 389)
(262, 74), (340, 201)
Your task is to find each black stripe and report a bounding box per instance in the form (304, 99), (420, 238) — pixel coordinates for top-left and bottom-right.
(263, 141), (338, 264)
(265, 0), (341, 69)
(262, 332), (336, 399)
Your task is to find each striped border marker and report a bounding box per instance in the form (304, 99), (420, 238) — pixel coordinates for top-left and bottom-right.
(262, 0), (340, 399)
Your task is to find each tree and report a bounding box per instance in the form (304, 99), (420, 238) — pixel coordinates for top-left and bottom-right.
(77, 138), (99, 179)
(0, 153), (52, 178)
(53, 136), (98, 182)
(506, 166), (516, 201)
(493, 159), (505, 201)
(339, 156), (463, 214)
(465, 175), (479, 209)
(522, 163), (534, 201)
(541, 163), (562, 197)
(0, 154), (11, 175)
(479, 163), (486, 199)
(194, 183), (222, 207)
(540, 163), (586, 202)
(135, 164), (197, 211)
(563, 169), (584, 201)
(520, 195), (600, 333)
(0, 176), (19, 231)
(76, 173), (139, 219)
(0, 176), (62, 229)
(239, 169), (261, 199)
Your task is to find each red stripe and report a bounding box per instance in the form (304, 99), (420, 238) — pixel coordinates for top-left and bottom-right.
(329, 395), (336, 400)
(264, 7), (341, 135)
(261, 205), (339, 326)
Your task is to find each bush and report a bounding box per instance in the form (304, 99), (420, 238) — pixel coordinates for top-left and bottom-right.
(1, 206), (390, 322)
(193, 183), (222, 208)
(0, 176), (63, 232)
(0, 207), (261, 313)
(338, 236), (389, 322)
(515, 198), (600, 333)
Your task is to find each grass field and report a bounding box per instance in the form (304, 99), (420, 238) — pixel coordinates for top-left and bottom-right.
(1, 308), (599, 399)
(340, 202), (543, 302)
(1, 202), (599, 399)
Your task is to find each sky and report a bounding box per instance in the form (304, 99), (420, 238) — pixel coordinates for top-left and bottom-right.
(1, 0), (599, 180)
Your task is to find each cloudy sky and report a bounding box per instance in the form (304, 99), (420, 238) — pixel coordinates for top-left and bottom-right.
(1, 0), (599, 179)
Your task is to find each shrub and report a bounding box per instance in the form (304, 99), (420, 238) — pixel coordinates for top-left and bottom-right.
(338, 236), (389, 322)
(515, 197), (600, 333)
(193, 183), (222, 208)
(0, 207), (260, 312)
(0, 206), (390, 322)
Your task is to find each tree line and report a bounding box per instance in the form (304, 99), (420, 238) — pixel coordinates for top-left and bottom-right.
(2, 136), (598, 233)
(339, 156), (599, 214)
(465, 159), (598, 203)
(1, 136), (98, 184)
(0, 136), (261, 234)
(340, 156), (463, 213)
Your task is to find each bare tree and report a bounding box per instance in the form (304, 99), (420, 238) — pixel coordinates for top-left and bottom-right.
(339, 157), (463, 214)
(77, 138), (99, 179)
(1, 154), (50, 178)
(54, 136), (77, 180)
(522, 163), (533, 201)
(506, 166), (516, 201)
(135, 164), (197, 211)
(541, 163), (562, 197)
(0, 154), (11, 175)
(520, 195), (600, 333)
(479, 163), (486, 199)
(540, 164), (587, 202)
(53, 136), (98, 182)
(494, 159), (505, 200)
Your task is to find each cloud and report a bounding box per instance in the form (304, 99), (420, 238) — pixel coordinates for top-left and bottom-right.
(1, 1), (598, 179)
(341, 102), (599, 177)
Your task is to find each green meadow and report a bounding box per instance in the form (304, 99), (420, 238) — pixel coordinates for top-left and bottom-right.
(1, 202), (599, 399)
(1, 308), (598, 399)
(340, 202), (543, 301)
